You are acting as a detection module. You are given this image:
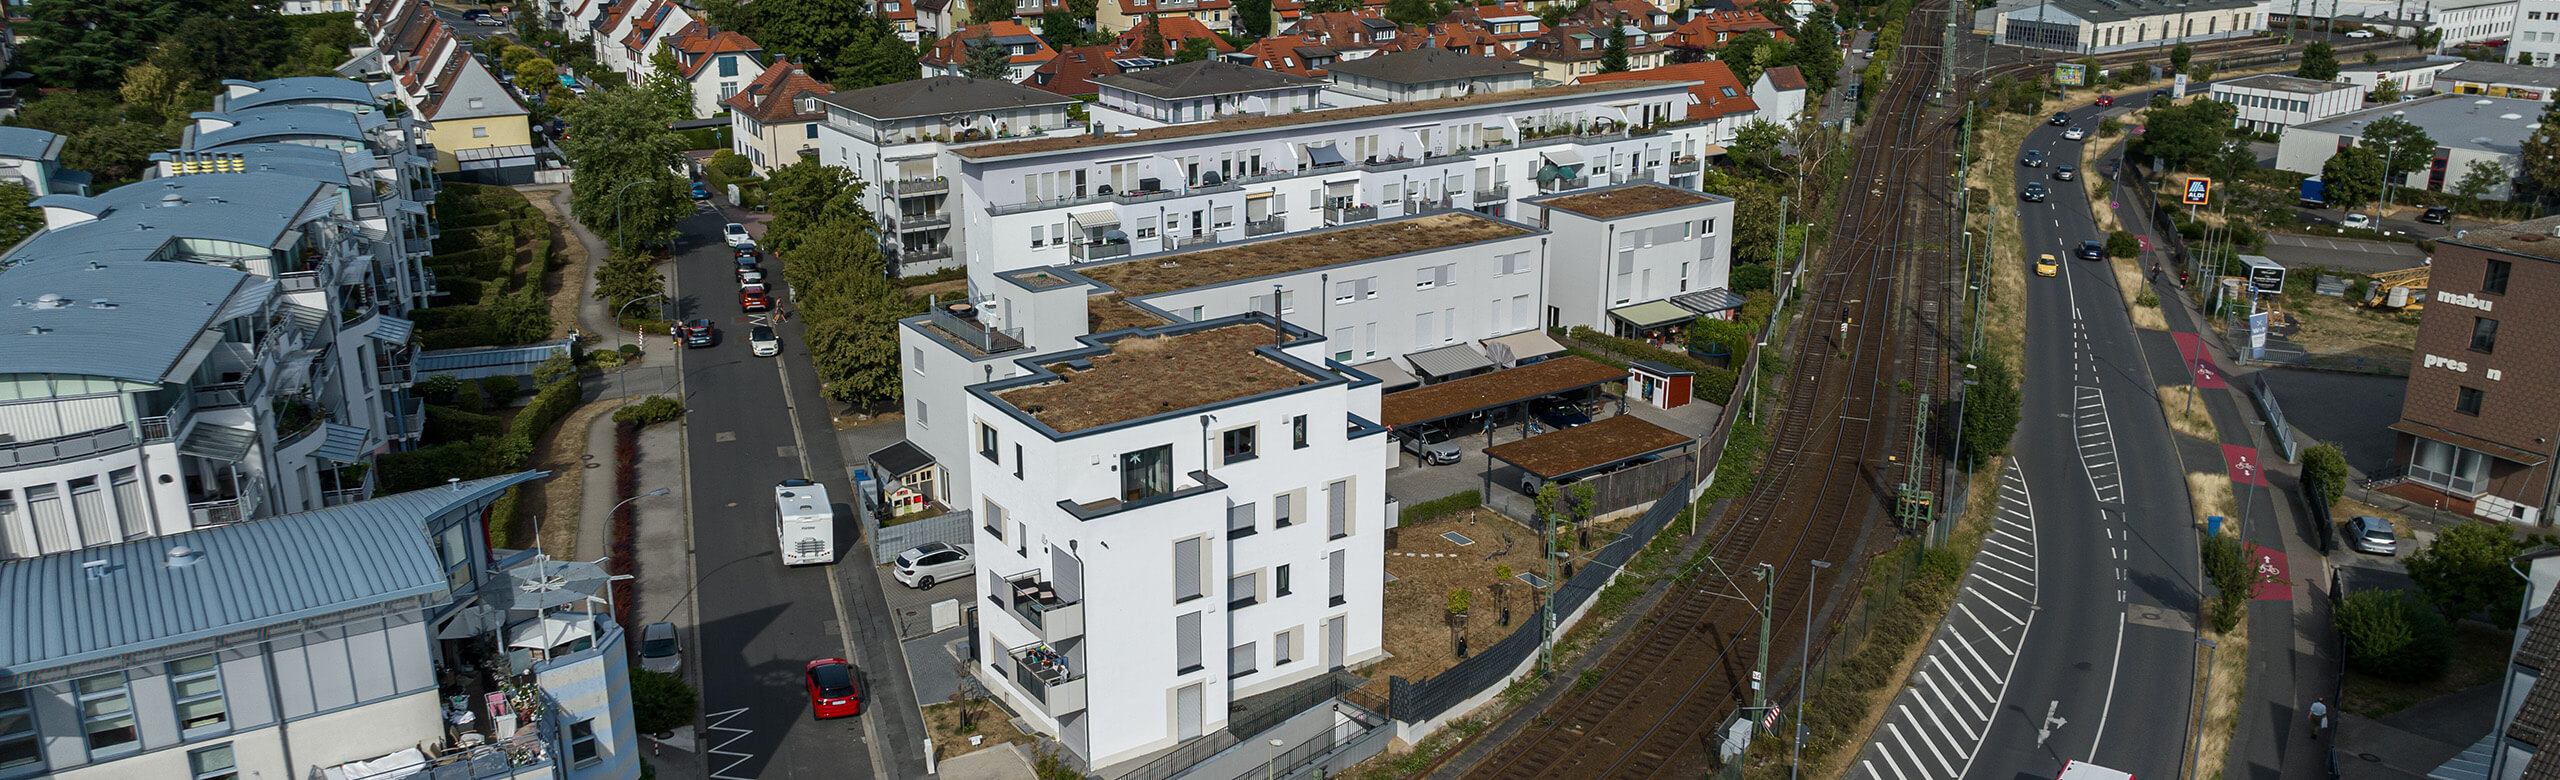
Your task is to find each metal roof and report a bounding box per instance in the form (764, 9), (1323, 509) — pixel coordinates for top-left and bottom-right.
(816, 75), (1076, 122)
(0, 472), (546, 673)
(315, 422), (374, 462)
(374, 314), (415, 344)
(13, 173), (333, 265)
(2443, 60), (2560, 91)
(415, 339), (573, 372)
(1325, 47), (1539, 85)
(216, 77), (393, 111)
(1405, 343), (1494, 378)
(1609, 300), (1697, 330)
(869, 440), (936, 478)
(189, 104), (384, 149)
(1671, 287), (1747, 316)
(0, 259), (257, 383)
(2292, 93), (2547, 155)
(0, 126), (63, 162)
(2009, 0), (2259, 24)
(1091, 59), (1322, 100)
(1349, 358), (1419, 389)
(2213, 73), (2358, 96)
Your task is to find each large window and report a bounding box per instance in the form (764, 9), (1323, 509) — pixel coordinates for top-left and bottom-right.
(1292, 415), (1308, 449)
(1222, 426), (1257, 464)
(75, 672), (138, 754)
(0, 689), (39, 771)
(188, 744), (237, 780)
(2485, 258), (2512, 295)
(1121, 445), (1173, 501)
(170, 654), (228, 735)
(2471, 317), (2500, 353)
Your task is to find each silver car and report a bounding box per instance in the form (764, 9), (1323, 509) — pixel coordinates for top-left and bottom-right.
(638, 621), (681, 673)
(2348, 516), (2398, 556)
(893, 542), (975, 590)
(1401, 424), (1461, 465)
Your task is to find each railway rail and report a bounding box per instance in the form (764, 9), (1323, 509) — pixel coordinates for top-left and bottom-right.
(1442, 2), (1962, 777)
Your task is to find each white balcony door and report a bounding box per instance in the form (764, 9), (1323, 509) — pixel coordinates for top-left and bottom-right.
(1176, 683), (1204, 741)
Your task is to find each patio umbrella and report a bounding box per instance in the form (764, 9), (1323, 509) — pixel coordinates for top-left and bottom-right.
(433, 601), (506, 639)
(497, 558), (609, 611)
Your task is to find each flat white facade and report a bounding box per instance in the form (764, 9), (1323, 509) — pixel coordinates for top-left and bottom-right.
(965, 318), (1388, 771)
(1522, 187), (1737, 333)
(2208, 74), (2367, 133)
(2435, 0), (2521, 44)
(2273, 93), (2541, 200)
(2337, 58), (2463, 94)
(2515, 2), (2560, 65)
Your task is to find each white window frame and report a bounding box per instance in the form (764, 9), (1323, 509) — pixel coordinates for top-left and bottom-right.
(170, 654), (228, 737)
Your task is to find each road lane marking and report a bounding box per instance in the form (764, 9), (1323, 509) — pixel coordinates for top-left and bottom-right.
(1926, 665), (1990, 723)
(705, 707), (759, 780)
(1906, 703), (1968, 764)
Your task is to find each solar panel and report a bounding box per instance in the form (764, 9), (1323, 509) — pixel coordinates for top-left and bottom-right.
(1516, 572), (1551, 589)
(1441, 531), (1477, 546)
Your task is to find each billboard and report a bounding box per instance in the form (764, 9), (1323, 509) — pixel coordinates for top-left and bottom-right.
(2056, 62), (2087, 87)
(2183, 177), (2212, 206)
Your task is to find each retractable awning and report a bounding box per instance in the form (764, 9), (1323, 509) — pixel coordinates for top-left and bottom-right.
(1610, 300), (1696, 330)
(1067, 205), (1118, 228)
(1349, 359), (1418, 390)
(1671, 288), (1748, 317)
(1481, 330), (1566, 366)
(1541, 148), (1586, 167)
(179, 423), (258, 462)
(1405, 343), (1494, 379)
(314, 423), (373, 462)
(1305, 143), (1348, 167)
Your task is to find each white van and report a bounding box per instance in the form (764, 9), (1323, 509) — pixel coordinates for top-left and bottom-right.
(775, 479), (835, 566)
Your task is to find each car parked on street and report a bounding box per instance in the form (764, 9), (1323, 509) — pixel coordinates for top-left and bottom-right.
(638, 622), (682, 673)
(2077, 240), (2105, 260)
(724, 222), (754, 247)
(749, 325), (780, 357)
(2421, 205), (2451, 224)
(2022, 182), (2049, 202)
(677, 319), (715, 348)
(691, 182), (709, 200)
(1400, 423), (1462, 465)
(2343, 213), (2375, 230)
(740, 284), (772, 312)
(892, 542), (976, 589)
(805, 658), (863, 718)
(2347, 516), (2399, 555)
(2347, 28), (2377, 38)
(737, 269), (766, 288)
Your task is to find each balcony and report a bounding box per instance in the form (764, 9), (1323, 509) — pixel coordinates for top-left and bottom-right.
(891, 212), (951, 232)
(1474, 184), (1510, 202)
(1002, 570), (1086, 644)
(379, 357), (416, 388)
(1070, 240), (1130, 262)
(1172, 233), (1219, 250)
(1007, 642), (1088, 715)
(1404, 195), (1453, 213)
(922, 304), (1028, 355)
(1671, 157), (1701, 175)
(192, 381), (253, 411)
(898, 245), (955, 265)
(1539, 176), (1586, 193)
(888, 177), (949, 196)
(1244, 217), (1285, 236)
(0, 426), (141, 470)
(1324, 204), (1377, 226)
(279, 270), (326, 293)
(188, 476), (262, 527)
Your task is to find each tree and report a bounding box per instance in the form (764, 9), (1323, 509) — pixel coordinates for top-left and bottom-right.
(152, 11), (291, 85)
(1039, 8), (1087, 47)
(630, 670), (699, 733)
(1787, 16), (1843, 94)
(1713, 31), (1773, 86)
(1958, 352), (2021, 470)
(1727, 119), (1786, 173)
(2298, 41), (2340, 80)
(2300, 443), (2348, 505)
(117, 61), (197, 127)
(1729, 185), (1782, 263)
(18, 0), (188, 90)
(1386, 0), (1440, 26)
(2170, 42), (2192, 73)
(2406, 521), (2534, 626)
(0, 183), (44, 249)
(1302, 0), (1363, 12)
(962, 33), (1014, 80)
(514, 56), (563, 95)
(2368, 79), (2401, 103)
(1140, 17), (1169, 59)
(709, 0), (882, 83)
(1235, 0), (1273, 38)
(1599, 24), (1630, 73)
(2359, 115), (2437, 185)
(2105, 230), (2139, 258)
(2203, 140), (2257, 184)
(645, 49), (697, 119)
(2523, 104), (2560, 204)
(969, 0), (1011, 24)
(593, 248), (668, 309)
(64, 122), (169, 183)
(2320, 144), (2384, 211)
(2336, 589), (2455, 683)
(2134, 98), (2237, 170)
(2455, 159), (2510, 199)
(1175, 37), (1215, 63)
(6, 91), (124, 138)
(558, 89), (693, 250)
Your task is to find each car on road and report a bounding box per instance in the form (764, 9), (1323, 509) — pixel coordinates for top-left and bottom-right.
(739, 284), (772, 311)
(804, 658), (863, 718)
(462, 8), (490, 20)
(723, 222), (754, 247)
(891, 542), (976, 589)
(2421, 205), (2451, 224)
(2346, 28), (2377, 38)
(2077, 240), (2105, 260)
(2347, 515), (2399, 555)
(2094, 94), (2115, 107)
(1533, 396), (1592, 429)
(2036, 253), (2059, 277)
(2022, 182), (2048, 202)
(677, 319), (715, 348)
(2061, 125), (2087, 141)
(738, 269), (766, 287)
(2055, 164), (2077, 181)
(1400, 423), (1462, 465)
(749, 325), (780, 357)
(2021, 149), (2045, 167)
(477, 13), (506, 25)
(638, 622), (682, 673)
(2048, 111), (2071, 126)
(2342, 213), (2375, 230)
(691, 182), (709, 200)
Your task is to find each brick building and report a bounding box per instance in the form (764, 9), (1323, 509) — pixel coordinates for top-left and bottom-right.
(2386, 215), (2560, 526)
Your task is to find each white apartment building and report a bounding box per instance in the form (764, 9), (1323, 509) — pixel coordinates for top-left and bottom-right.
(962, 316), (1389, 772)
(1322, 48), (1544, 106)
(2517, 2), (2560, 65)
(2435, 0), (2521, 45)
(1995, 0), (2265, 53)
(1090, 60), (1328, 132)
(0, 472), (641, 780)
(815, 76), (1084, 274)
(2337, 56), (2464, 95)
(1521, 184), (1738, 335)
(2207, 73), (2367, 133)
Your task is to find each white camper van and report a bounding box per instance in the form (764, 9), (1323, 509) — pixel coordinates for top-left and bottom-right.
(775, 479), (835, 566)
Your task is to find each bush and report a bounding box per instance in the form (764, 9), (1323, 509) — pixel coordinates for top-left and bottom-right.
(1729, 262), (1775, 294)
(481, 376), (523, 403)
(1400, 490), (1482, 524)
(424, 404), (505, 444)
(375, 440), (501, 492)
(613, 395), (687, 427)
(2337, 589), (2454, 683)
(2105, 230), (2141, 258)
(2201, 533), (2256, 632)
(514, 378), (583, 440)
(2301, 444), (2348, 506)
(486, 486), (523, 548)
(2098, 117), (2123, 137)
(631, 670), (699, 733)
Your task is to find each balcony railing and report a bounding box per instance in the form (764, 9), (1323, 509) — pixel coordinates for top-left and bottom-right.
(1404, 195), (1453, 213)
(1172, 233), (1218, 250)
(192, 382), (253, 411)
(0, 426), (141, 470)
(379, 359), (415, 388)
(891, 213), (951, 232)
(1474, 184), (1510, 202)
(189, 496), (246, 527)
(279, 270), (326, 293)
(1539, 176), (1586, 193)
(900, 245), (955, 264)
(888, 177), (950, 196)
(1002, 570), (1086, 643)
(1070, 240), (1130, 262)
(1244, 217), (1285, 236)
(1007, 642), (1088, 715)
(1324, 204), (1377, 225)
(923, 305), (1028, 355)
(1671, 157), (1701, 174)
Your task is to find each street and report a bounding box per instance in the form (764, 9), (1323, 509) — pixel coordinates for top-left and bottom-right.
(666, 204), (929, 779)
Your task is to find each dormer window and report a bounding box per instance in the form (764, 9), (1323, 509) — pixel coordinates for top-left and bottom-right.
(1578, 37), (1594, 49)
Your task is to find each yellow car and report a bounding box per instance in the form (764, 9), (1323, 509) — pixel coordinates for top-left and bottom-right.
(2035, 253), (2059, 277)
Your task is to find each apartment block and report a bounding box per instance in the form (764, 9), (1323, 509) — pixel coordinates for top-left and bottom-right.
(1522, 183), (1738, 335)
(1090, 60), (1327, 131)
(2384, 216), (2560, 526)
(0, 127), (89, 197)
(2206, 73), (2365, 133)
(0, 472), (640, 780)
(815, 76), (1083, 275)
(963, 317), (1389, 771)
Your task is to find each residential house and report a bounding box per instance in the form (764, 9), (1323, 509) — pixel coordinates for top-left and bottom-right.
(2377, 214), (2560, 526)
(1236, 34), (1339, 77)
(661, 21), (767, 119)
(1024, 44), (1162, 97)
(814, 76), (1083, 274)
(598, 0), (685, 83)
(1665, 10), (1792, 53)
(1323, 46), (1541, 105)
(1394, 22), (1526, 59)
(914, 0), (953, 41)
(1439, 3), (1547, 53)
(357, 0), (537, 178)
(1560, 0), (1677, 34)
(923, 21), (1062, 83)
(1098, 0), (1239, 35)
(1753, 65), (1809, 124)
(878, 0), (926, 41)
(1269, 0), (1389, 32)
(1111, 16), (1241, 58)
(726, 59), (838, 174)
(1580, 61), (1762, 143)
(1091, 59), (1326, 131)
(1521, 182), (1739, 335)
(1514, 22), (1670, 82)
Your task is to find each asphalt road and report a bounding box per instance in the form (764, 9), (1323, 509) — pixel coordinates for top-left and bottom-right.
(1961, 102), (2203, 780)
(669, 205), (928, 779)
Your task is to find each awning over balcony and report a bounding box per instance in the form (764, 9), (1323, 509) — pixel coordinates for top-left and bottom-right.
(372, 314), (414, 344)
(506, 613), (596, 650)
(218, 279), (278, 321)
(282, 303), (327, 341)
(315, 423), (372, 462)
(1304, 142), (1348, 167)
(1067, 205), (1118, 229)
(1609, 300), (1696, 330)
(1540, 148), (1586, 168)
(167, 330), (226, 383)
(179, 423), (257, 461)
(1481, 329), (1566, 367)
(1672, 288), (1749, 317)
(1405, 343), (1493, 380)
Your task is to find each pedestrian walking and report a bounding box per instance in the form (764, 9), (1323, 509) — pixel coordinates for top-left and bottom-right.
(2309, 698), (2329, 738)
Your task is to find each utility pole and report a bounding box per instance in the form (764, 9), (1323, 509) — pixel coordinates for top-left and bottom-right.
(1791, 560), (1833, 780)
(1752, 562), (1776, 710)
(1539, 507), (1562, 678)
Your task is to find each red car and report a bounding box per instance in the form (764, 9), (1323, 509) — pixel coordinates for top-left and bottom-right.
(740, 284), (772, 312)
(2094, 94), (2114, 107)
(805, 658), (861, 718)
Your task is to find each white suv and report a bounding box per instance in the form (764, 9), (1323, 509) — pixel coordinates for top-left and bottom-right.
(892, 542), (975, 590)
(723, 222), (754, 247)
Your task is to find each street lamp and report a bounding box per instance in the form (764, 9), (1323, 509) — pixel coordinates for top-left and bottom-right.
(612, 488), (672, 517)
(1793, 560), (1833, 780)
(611, 179), (655, 254)
(617, 293), (668, 351)
(1266, 738), (1286, 780)
(2187, 637), (2220, 780)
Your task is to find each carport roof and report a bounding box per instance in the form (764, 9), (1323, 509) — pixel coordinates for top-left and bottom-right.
(1485, 414), (1691, 479)
(1380, 356), (1625, 428)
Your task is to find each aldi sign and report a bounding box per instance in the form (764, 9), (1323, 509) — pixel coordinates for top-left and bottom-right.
(2183, 177), (2212, 206)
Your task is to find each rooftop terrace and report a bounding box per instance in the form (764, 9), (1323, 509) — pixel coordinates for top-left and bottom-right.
(954, 81), (1684, 159)
(1533, 183), (1720, 219)
(995, 324), (1311, 433)
(1074, 212), (1531, 297)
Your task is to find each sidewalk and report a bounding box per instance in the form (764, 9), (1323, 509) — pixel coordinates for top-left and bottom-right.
(2106, 161), (2341, 780)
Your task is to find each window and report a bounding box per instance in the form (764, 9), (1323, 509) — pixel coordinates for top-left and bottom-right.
(76, 672), (138, 754)
(1292, 415), (1307, 449)
(2458, 386), (2484, 416)
(1335, 280), (1358, 304)
(1228, 500), (1256, 537)
(472, 126), (489, 138)
(1328, 549), (1347, 607)
(189, 744), (237, 780)
(570, 720), (601, 766)
(468, 97), (486, 110)
(1174, 537), (1204, 602)
(806, 123), (819, 139)
(1015, 444), (1025, 479)
(171, 654), (227, 735)
(1230, 641), (1258, 677)
(0, 689), (38, 771)
(1276, 564), (1292, 596)
(1230, 571), (1260, 608)
(1122, 445), (1173, 501)
(1417, 267), (1437, 289)
(719, 55), (740, 77)
(1221, 425), (1257, 464)
(1176, 611), (1204, 673)
(2471, 317), (2500, 353)
(1327, 479), (1350, 539)
(1275, 492), (1295, 528)
(915, 399), (929, 427)
(983, 499), (1007, 540)
(2486, 258), (2512, 294)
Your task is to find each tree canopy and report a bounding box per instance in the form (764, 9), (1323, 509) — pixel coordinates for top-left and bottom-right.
(2454, 159), (2510, 199)
(2319, 144), (2384, 211)
(0, 183), (46, 250)
(2359, 115), (2437, 179)
(701, 0), (914, 86)
(2405, 521), (2534, 627)
(1600, 25), (1630, 73)
(2298, 41), (2340, 80)
(759, 159), (917, 407)
(557, 88), (692, 251)
(2131, 98), (2237, 170)
(2521, 104), (2560, 204)
(962, 34), (1014, 80)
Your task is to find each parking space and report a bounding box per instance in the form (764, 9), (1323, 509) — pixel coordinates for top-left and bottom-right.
(877, 553), (979, 636)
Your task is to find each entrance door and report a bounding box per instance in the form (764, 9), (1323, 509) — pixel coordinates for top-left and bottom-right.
(1326, 616), (1348, 670)
(1176, 683), (1204, 741)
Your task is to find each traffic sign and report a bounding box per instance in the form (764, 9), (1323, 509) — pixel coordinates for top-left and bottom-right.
(2183, 177), (2212, 206)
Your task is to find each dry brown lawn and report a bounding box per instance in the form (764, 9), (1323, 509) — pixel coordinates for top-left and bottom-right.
(1370, 507), (1630, 699)
(1076, 213), (1527, 296)
(2282, 291), (2420, 361)
(999, 325), (1308, 432)
(1085, 294), (1170, 333)
(2107, 254), (2168, 330)
(2160, 386), (2220, 441)
(2190, 615), (2251, 780)
(526, 400), (618, 558)
(922, 700), (1031, 761)
(905, 278), (968, 301)
(2187, 471), (2238, 528)
(518, 187), (592, 340)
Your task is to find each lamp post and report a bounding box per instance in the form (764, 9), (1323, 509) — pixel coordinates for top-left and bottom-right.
(612, 488), (672, 517)
(611, 179), (654, 254)
(1793, 560), (1833, 780)
(2187, 637), (2220, 780)
(617, 293), (668, 351)
(1266, 738), (1285, 780)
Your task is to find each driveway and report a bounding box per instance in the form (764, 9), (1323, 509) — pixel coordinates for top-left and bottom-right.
(2261, 232), (2427, 275)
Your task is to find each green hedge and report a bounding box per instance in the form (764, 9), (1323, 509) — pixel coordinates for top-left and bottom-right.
(424, 404), (504, 444)
(1399, 490), (1482, 525)
(612, 395), (685, 427)
(1567, 326), (1739, 405)
(513, 377), (581, 440)
(486, 486), (525, 548)
(376, 440), (501, 492)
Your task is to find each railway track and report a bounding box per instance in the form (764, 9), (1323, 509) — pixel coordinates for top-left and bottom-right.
(1445, 3), (1960, 778)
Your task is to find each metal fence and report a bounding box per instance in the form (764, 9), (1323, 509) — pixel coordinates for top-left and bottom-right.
(867, 507), (973, 565)
(1386, 478), (1693, 725)
(2250, 375), (2299, 464)
(1115, 677), (1376, 780)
